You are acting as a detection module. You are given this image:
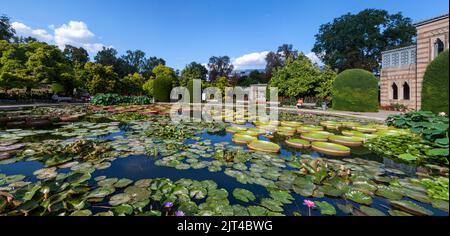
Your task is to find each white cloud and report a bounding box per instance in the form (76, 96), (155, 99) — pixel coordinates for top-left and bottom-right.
(12, 22), (53, 42)
(305, 52), (323, 66)
(12, 20), (108, 54)
(232, 51), (269, 70)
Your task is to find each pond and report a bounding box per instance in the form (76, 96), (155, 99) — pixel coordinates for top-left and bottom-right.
(0, 104), (448, 216)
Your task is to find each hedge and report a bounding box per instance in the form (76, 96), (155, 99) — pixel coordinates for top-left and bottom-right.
(332, 69), (379, 112)
(422, 50), (449, 114)
(91, 94), (151, 106)
(153, 76), (173, 102)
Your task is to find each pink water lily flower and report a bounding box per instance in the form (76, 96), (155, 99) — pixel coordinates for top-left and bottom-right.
(303, 200), (315, 208)
(303, 200), (315, 216)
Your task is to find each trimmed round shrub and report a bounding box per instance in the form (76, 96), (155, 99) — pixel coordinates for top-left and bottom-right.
(422, 50), (449, 114)
(153, 76), (173, 102)
(332, 69), (379, 112)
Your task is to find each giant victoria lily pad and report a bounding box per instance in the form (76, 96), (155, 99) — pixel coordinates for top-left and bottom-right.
(285, 139), (311, 149)
(280, 121), (302, 128)
(328, 135), (364, 147)
(301, 132), (331, 142)
(311, 142), (351, 156)
(232, 134), (258, 144)
(296, 125), (324, 133)
(226, 126), (247, 134)
(247, 140), (280, 153)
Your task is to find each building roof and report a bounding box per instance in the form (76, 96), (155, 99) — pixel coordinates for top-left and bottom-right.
(414, 13), (449, 27)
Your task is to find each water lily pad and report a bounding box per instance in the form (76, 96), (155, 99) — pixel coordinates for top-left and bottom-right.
(344, 190), (373, 205)
(245, 205), (267, 216)
(109, 193), (132, 206)
(70, 209), (92, 216)
(114, 178), (133, 188)
(232, 188), (256, 203)
(248, 140), (280, 153)
(358, 206), (386, 216)
(388, 210), (412, 216)
(226, 126), (247, 134)
(87, 186), (116, 198)
(33, 167), (57, 180)
(98, 178), (119, 187)
(112, 204), (134, 216)
(390, 200), (433, 216)
(311, 142), (351, 156)
(292, 176), (316, 197)
(232, 134), (258, 144)
(285, 139), (311, 149)
(353, 125), (378, 133)
(269, 190), (294, 204)
(375, 186), (403, 200)
(314, 201), (336, 215)
(297, 125), (324, 133)
(301, 132), (330, 142)
(329, 135), (364, 147)
(260, 198), (284, 212)
(280, 121), (302, 127)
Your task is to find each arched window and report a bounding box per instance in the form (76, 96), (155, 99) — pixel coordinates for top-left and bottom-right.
(403, 82), (410, 100)
(392, 83), (398, 100)
(434, 38), (445, 59)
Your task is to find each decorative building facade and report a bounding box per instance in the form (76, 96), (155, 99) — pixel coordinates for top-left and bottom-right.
(380, 14), (449, 110)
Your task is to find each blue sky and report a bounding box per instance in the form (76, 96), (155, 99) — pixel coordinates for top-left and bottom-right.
(1, 0), (448, 70)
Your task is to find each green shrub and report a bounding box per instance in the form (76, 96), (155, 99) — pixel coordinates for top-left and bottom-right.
(51, 83), (65, 94)
(422, 50), (449, 114)
(332, 69), (379, 112)
(91, 94), (151, 106)
(153, 77), (173, 102)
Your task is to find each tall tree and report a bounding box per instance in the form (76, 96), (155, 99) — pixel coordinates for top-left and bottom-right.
(0, 15), (15, 41)
(277, 44), (298, 60)
(142, 56), (166, 78)
(312, 9), (416, 73)
(94, 47), (118, 67)
(63, 45), (89, 65)
(207, 56), (234, 82)
(269, 53), (336, 99)
(265, 44), (298, 75)
(120, 50), (146, 75)
(180, 62), (208, 86)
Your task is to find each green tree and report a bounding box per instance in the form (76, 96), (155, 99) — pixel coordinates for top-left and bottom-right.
(265, 44), (298, 75)
(208, 56), (234, 82)
(119, 72), (145, 95)
(269, 53), (323, 98)
(312, 9), (416, 73)
(315, 66), (337, 101)
(213, 76), (230, 94)
(0, 15), (15, 41)
(142, 79), (154, 97)
(95, 47), (119, 67)
(84, 62), (119, 95)
(180, 62), (208, 87)
(142, 57), (166, 78)
(63, 45), (89, 65)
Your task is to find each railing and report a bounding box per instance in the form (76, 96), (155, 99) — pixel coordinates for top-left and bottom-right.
(381, 45), (416, 69)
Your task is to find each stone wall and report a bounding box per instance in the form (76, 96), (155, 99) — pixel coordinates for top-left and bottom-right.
(415, 16), (449, 110)
(380, 64), (417, 109)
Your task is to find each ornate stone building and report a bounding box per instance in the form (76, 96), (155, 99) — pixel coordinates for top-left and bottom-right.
(380, 14), (449, 110)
